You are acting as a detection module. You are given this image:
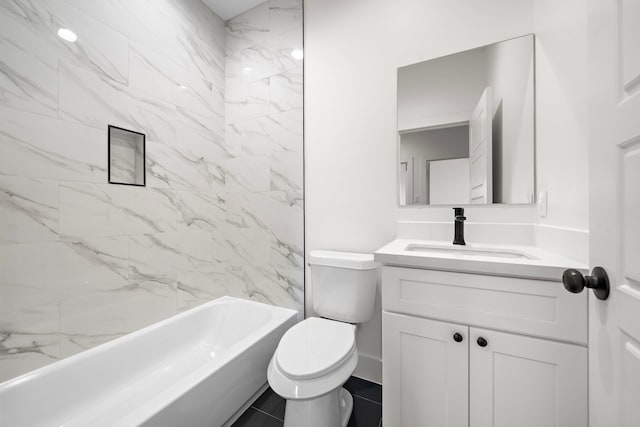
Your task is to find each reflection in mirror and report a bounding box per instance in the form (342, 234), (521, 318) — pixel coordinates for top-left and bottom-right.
(398, 34), (535, 206)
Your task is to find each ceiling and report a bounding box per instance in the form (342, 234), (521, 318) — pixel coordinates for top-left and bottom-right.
(201, 0), (266, 20)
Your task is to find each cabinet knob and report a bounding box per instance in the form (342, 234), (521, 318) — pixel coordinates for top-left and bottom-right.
(477, 337), (488, 347)
(562, 267), (610, 301)
(453, 332), (464, 342)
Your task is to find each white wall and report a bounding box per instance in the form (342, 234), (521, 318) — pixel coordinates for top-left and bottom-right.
(305, 0), (589, 382)
(305, 0), (536, 382)
(533, 0), (589, 232)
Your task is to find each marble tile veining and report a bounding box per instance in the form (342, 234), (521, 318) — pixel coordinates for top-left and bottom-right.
(0, 107), (106, 183)
(0, 175), (58, 244)
(59, 61), (177, 145)
(0, 12), (59, 118)
(0, 0), (303, 383)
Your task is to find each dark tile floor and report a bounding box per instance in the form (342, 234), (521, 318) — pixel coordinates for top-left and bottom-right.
(232, 376), (382, 427)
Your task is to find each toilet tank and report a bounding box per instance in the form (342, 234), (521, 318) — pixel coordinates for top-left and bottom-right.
(309, 250), (380, 323)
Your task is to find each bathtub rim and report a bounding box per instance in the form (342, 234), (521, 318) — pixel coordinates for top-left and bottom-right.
(0, 296), (298, 426)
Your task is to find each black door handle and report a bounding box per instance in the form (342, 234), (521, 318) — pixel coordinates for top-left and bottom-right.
(562, 267), (610, 300)
(453, 332), (463, 342)
(477, 337), (488, 347)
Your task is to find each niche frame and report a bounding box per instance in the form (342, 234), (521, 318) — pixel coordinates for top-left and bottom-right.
(107, 124), (146, 187)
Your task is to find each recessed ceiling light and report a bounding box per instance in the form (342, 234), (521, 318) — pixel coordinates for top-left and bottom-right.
(242, 67), (252, 74)
(178, 84), (189, 90)
(291, 49), (303, 60)
(57, 28), (77, 43)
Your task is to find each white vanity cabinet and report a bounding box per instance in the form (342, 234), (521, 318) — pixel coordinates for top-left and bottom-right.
(381, 266), (588, 427)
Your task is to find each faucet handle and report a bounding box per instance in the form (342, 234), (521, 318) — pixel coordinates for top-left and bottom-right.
(453, 207), (465, 219)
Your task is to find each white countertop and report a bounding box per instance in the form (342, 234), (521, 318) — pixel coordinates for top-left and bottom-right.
(374, 239), (588, 281)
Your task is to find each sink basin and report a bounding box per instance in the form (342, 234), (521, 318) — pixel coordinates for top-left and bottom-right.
(404, 243), (537, 260)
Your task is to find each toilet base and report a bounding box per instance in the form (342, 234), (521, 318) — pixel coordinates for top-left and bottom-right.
(283, 387), (353, 427)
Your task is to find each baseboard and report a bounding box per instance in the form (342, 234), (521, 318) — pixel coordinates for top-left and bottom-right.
(354, 352), (382, 385)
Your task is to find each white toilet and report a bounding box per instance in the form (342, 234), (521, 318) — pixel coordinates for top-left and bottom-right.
(267, 250), (379, 427)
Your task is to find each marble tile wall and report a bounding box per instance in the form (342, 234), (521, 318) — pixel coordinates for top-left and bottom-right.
(224, 0), (304, 311)
(0, 0), (304, 383)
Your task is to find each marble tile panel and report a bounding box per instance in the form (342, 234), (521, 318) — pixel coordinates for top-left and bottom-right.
(1, 0), (129, 84)
(225, 2), (270, 54)
(177, 106), (226, 149)
(175, 229), (215, 273)
(264, 27), (304, 74)
(270, 227), (304, 270)
(146, 142), (220, 193)
(225, 156), (271, 193)
(0, 243), (47, 285)
(223, 227), (271, 268)
(0, 303), (60, 383)
(211, 228), (237, 265)
(59, 288), (176, 358)
(59, 182), (131, 238)
(226, 77), (270, 124)
(0, 11), (58, 117)
(42, 237), (130, 292)
(270, 150), (303, 197)
(171, 0), (220, 48)
(130, 39), (220, 120)
(262, 109), (304, 153)
(129, 41), (182, 105)
(58, 183), (176, 238)
(225, 25), (302, 89)
(62, 0), (180, 56)
(227, 45), (282, 88)
(226, 109), (303, 157)
(0, 175), (58, 244)
(128, 232), (181, 277)
(269, 0), (303, 36)
(240, 264), (303, 311)
(176, 190), (225, 233)
(177, 266), (245, 312)
(176, 109), (227, 174)
(176, 24), (225, 87)
(130, 187), (178, 233)
(0, 107), (107, 183)
(0, 284), (63, 316)
(270, 67), (303, 114)
(239, 191), (303, 231)
(59, 61), (177, 146)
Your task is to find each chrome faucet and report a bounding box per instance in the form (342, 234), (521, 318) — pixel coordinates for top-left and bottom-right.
(453, 207), (466, 245)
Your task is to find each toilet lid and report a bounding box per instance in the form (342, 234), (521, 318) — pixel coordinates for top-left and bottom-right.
(276, 317), (356, 380)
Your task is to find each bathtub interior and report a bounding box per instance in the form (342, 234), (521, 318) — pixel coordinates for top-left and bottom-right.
(0, 297), (297, 427)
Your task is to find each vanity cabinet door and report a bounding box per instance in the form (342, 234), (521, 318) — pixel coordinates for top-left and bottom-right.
(383, 312), (468, 427)
(468, 327), (587, 427)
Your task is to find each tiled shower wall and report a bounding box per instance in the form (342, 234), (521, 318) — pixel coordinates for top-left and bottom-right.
(224, 2), (304, 314)
(0, 0), (303, 382)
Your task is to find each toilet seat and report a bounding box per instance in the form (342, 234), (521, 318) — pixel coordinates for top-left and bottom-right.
(268, 317), (359, 400)
(275, 317), (356, 380)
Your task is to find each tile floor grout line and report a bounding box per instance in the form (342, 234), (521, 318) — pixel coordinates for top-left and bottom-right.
(351, 394), (382, 406)
(250, 406), (285, 422)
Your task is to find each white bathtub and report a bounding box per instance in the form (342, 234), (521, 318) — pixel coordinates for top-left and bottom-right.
(0, 296), (297, 427)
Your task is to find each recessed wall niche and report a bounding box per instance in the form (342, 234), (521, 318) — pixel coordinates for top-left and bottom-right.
(108, 125), (146, 186)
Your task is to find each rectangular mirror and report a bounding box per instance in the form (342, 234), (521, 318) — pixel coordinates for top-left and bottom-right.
(398, 34), (535, 206)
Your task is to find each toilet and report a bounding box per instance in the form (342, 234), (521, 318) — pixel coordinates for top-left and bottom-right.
(267, 250), (379, 427)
